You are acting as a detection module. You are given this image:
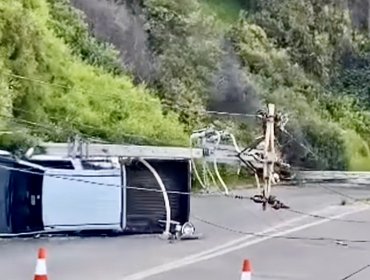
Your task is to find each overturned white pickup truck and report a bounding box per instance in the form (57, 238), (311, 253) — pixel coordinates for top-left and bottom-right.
(0, 143), (202, 238)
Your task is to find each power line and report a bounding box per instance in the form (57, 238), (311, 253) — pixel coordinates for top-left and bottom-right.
(203, 110), (256, 118)
(222, 192), (370, 224)
(315, 183), (360, 202)
(281, 129), (319, 159)
(0, 113), (109, 144)
(1, 73), (260, 148)
(0, 115), (369, 224)
(340, 264), (370, 280)
(2, 154), (370, 242)
(1, 105), (264, 152)
(0, 113), (172, 146)
(5, 61), (370, 247)
(191, 215), (370, 244)
(0, 163), (197, 196)
(4, 73), (69, 89)
(0, 162), (369, 225)
(0, 113), (55, 132)
(286, 208), (367, 224)
(2, 72), (258, 118)
(2, 100), (369, 225)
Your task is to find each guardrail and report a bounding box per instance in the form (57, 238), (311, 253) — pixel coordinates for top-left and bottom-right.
(294, 171), (370, 184)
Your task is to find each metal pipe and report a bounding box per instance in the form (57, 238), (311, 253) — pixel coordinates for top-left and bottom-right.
(189, 137), (207, 190)
(138, 158), (171, 237)
(213, 131), (229, 195)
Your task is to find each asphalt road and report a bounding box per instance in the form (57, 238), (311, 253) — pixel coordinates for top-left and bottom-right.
(1, 182), (370, 280)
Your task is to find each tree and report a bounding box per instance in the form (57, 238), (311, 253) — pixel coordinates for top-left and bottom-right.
(250, 0), (353, 80)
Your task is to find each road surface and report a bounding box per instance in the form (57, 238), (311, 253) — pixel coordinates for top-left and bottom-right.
(1, 182), (370, 280)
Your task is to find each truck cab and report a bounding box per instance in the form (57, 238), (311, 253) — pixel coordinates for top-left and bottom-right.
(0, 153), (125, 235)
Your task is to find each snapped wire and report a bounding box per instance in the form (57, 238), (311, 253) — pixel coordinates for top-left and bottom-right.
(190, 104), (295, 211)
(1, 163), (370, 225)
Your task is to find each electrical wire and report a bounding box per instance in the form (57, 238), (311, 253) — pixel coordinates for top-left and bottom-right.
(191, 215), (370, 244)
(0, 113), (57, 132)
(192, 215), (370, 245)
(10, 113), (260, 202)
(0, 163), (198, 196)
(279, 129), (370, 210)
(0, 113), (240, 196)
(205, 110), (257, 118)
(5, 71), (370, 247)
(286, 209), (368, 224)
(1, 161), (370, 226)
(315, 182), (360, 202)
(0, 115), (368, 218)
(189, 128), (243, 195)
(205, 162), (219, 189)
(2, 96), (370, 225)
(2, 72), (258, 119)
(281, 129), (319, 159)
(2, 117), (369, 225)
(340, 264), (370, 280)
(0, 113), (173, 146)
(2, 110), (257, 196)
(220, 192), (370, 224)
(1, 73), (262, 193)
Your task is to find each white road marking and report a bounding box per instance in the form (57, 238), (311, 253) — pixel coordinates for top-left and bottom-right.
(121, 205), (370, 280)
(176, 205), (346, 259)
(121, 205), (339, 276)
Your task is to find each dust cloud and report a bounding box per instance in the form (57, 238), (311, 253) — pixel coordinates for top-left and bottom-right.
(207, 39), (262, 116)
(70, 0), (159, 84)
(70, 0), (262, 116)
(348, 0), (370, 32)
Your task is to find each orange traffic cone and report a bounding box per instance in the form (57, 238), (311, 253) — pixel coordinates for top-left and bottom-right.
(34, 248), (48, 280)
(240, 259), (252, 280)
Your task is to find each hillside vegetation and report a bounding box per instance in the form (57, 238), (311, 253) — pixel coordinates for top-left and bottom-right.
(1, 0), (370, 171)
(0, 0), (187, 152)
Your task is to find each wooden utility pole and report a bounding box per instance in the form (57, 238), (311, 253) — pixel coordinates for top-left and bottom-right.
(262, 104), (277, 210)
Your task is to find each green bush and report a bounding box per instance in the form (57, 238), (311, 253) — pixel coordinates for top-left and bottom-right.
(251, 0), (353, 80)
(0, 0), (188, 149)
(229, 14), (370, 170)
(301, 121), (349, 170)
(143, 0), (223, 130)
(199, 0), (243, 26)
(45, 0), (123, 75)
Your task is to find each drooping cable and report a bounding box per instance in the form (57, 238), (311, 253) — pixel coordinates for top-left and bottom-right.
(191, 214), (370, 244)
(205, 162), (218, 189)
(0, 163), (370, 225)
(2, 73), (259, 119)
(339, 264), (370, 280)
